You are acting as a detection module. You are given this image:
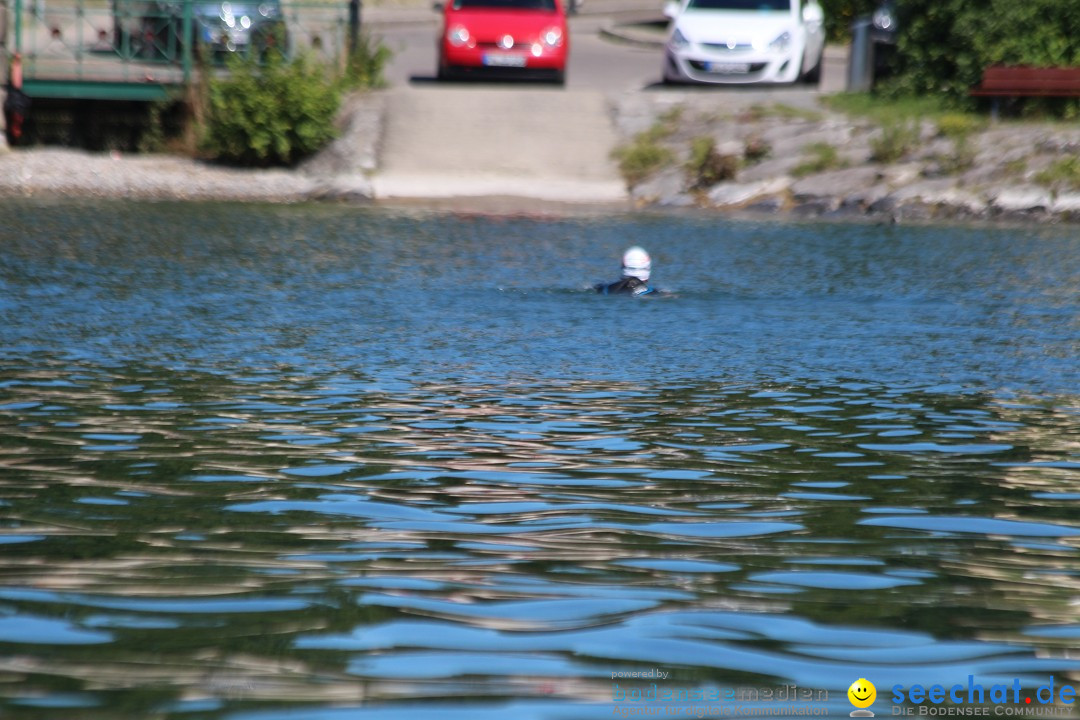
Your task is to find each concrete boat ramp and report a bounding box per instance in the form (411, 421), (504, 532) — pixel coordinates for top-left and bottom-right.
(370, 86), (628, 206)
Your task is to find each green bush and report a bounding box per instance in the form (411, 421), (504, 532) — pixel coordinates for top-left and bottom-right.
(200, 50), (342, 166)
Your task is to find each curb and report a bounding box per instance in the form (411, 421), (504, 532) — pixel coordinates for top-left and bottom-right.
(599, 19), (667, 48)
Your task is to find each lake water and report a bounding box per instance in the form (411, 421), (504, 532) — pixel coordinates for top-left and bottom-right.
(1, 201), (1078, 719)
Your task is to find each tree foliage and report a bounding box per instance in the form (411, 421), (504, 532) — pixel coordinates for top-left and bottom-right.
(818, 0), (877, 42)
(887, 0), (1080, 103)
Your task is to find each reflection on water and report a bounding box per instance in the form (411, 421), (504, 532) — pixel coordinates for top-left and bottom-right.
(0, 201), (1078, 719)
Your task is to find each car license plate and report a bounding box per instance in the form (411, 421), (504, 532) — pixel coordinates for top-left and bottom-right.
(706, 62), (750, 74)
(483, 53), (527, 68)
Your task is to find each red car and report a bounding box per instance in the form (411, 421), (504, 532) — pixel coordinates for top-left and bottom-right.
(437, 0), (569, 84)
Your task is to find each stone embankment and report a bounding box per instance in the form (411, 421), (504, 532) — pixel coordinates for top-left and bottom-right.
(611, 92), (1080, 224)
(2, 83), (1079, 223)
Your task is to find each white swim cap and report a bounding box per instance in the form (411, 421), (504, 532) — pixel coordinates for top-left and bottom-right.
(622, 246), (651, 281)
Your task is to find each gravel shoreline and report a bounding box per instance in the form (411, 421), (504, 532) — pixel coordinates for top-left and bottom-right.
(0, 92), (383, 204)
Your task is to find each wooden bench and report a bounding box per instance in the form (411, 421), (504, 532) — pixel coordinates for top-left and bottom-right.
(971, 66), (1080, 118)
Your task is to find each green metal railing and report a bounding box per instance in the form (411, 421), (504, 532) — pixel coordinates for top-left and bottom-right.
(10, 0), (353, 100)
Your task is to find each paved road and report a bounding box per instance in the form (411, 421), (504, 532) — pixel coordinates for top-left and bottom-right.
(371, 85), (627, 202)
(367, 7), (846, 204)
(376, 12), (664, 91)
(371, 14), (656, 203)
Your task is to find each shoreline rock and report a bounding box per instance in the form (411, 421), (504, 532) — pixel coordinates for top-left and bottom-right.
(614, 92), (1080, 225)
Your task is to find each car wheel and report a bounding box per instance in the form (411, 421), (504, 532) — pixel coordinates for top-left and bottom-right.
(552, 70), (566, 86)
(801, 53), (823, 85)
(662, 54), (686, 86)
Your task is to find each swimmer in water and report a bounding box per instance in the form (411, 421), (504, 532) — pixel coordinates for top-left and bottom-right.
(595, 246), (656, 297)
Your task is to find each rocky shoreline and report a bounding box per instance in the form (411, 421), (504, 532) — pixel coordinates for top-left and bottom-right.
(611, 92), (1080, 225)
(2, 86), (1079, 224)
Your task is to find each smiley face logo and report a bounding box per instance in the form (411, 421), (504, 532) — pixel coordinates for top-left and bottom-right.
(848, 678), (877, 716)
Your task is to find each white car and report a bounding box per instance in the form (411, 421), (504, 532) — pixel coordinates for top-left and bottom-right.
(662, 0), (826, 85)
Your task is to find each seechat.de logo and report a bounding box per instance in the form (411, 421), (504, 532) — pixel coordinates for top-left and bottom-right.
(849, 678), (878, 717)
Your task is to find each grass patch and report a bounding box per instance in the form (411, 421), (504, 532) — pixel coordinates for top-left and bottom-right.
(936, 113), (986, 141)
(739, 103), (823, 123)
(823, 93), (981, 125)
(1034, 155), (1080, 192)
(933, 137), (977, 175)
(342, 32), (394, 90)
(792, 142), (847, 177)
(658, 105), (684, 125)
(1001, 157), (1028, 178)
(870, 120), (921, 163)
(630, 106), (684, 144)
(612, 132), (675, 187)
(923, 114), (986, 176)
(640, 122), (674, 144)
(612, 109), (686, 184)
(685, 136), (739, 190)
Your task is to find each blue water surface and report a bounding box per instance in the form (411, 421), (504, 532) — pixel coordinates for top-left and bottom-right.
(0, 201), (1078, 719)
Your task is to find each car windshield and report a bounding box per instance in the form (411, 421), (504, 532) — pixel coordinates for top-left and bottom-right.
(453, 0), (556, 9)
(686, 0), (790, 10)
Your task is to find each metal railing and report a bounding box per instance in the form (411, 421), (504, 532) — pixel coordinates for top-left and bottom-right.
(10, 0), (354, 99)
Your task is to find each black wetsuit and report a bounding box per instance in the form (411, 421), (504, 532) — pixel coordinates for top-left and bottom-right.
(594, 277), (656, 296)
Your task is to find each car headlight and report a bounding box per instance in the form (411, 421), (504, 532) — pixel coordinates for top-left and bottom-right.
(768, 31), (791, 52)
(447, 24), (470, 47)
(872, 7), (893, 31)
(669, 27), (689, 49)
(540, 26), (562, 47)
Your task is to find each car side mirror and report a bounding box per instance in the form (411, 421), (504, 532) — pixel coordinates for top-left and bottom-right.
(801, 1), (823, 25)
(663, 0), (679, 18)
